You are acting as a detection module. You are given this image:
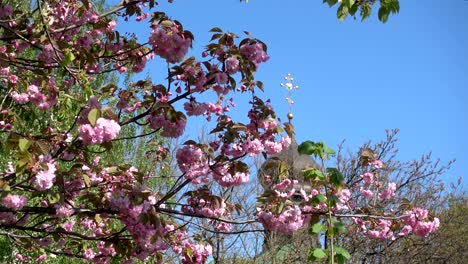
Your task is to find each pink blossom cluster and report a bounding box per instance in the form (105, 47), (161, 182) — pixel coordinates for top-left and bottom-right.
(240, 42), (269, 67)
(211, 164), (250, 187)
(147, 110), (186, 138)
(176, 145), (210, 183)
(363, 219), (395, 240)
(149, 25), (192, 64)
(357, 160), (397, 200)
(263, 136), (291, 154)
(55, 205), (74, 217)
(175, 62), (208, 92)
(183, 196), (227, 218)
(0, 109), (12, 131)
(0, 212), (16, 225)
(184, 101), (223, 119)
(33, 155), (56, 191)
(182, 194), (232, 232)
(181, 241), (212, 264)
(2, 194), (28, 210)
(37, 44), (56, 66)
(110, 194), (172, 257)
(0, 4), (13, 18)
(256, 205), (305, 234)
(400, 208), (440, 237)
(0, 66), (18, 85)
(225, 56), (240, 74)
(78, 118), (121, 145)
(378, 182), (396, 200)
(11, 83), (57, 110)
(221, 136), (290, 158)
(335, 189), (352, 211)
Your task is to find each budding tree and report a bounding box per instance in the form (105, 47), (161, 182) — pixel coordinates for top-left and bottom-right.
(0, 0), (438, 263)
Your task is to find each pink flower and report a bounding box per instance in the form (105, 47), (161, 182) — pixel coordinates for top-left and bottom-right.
(373, 159), (384, 169)
(215, 72), (228, 84)
(176, 145), (209, 181)
(272, 178), (292, 190)
(149, 26), (191, 64)
(147, 111), (186, 138)
(263, 140), (284, 154)
(36, 254), (47, 263)
(212, 165), (250, 187)
(107, 20), (117, 32)
(34, 156), (56, 191)
(225, 56), (239, 74)
(15, 253), (30, 263)
(27, 84), (57, 110)
(84, 248), (95, 260)
(366, 219), (394, 240)
(10, 91), (29, 104)
(2, 194), (27, 210)
(242, 139), (264, 156)
(361, 172), (374, 185)
(240, 42), (269, 67)
(413, 217), (440, 237)
(78, 118), (121, 145)
(0, 5), (13, 18)
(257, 205), (305, 234)
(63, 220), (75, 232)
(378, 182), (396, 200)
(9, 74), (18, 83)
(402, 208), (440, 237)
(56, 205), (74, 217)
(181, 241), (212, 264)
(398, 225), (412, 236)
(96, 118), (121, 141)
(360, 187), (374, 198)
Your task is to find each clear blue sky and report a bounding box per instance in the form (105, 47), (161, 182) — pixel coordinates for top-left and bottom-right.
(115, 0), (468, 188)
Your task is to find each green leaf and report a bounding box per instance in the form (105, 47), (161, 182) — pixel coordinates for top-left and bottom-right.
(327, 168), (344, 186)
(333, 219), (347, 233)
(349, 3), (359, 16)
(210, 33), (223, 41)
(361, 3), (372, 22)
(309, 248), (327, 262)
(82, 173), (91, 187)
(337, 4), (349, 22)
(334, 246), (351, 261)
(312, 194), (327, 205)
(326, 0), (338, 7)
(209, 27), (223, 33)
(298, 141), (315, 155)
(309, 223), (326, 235)
(304, 168), (325, 181)
(2, 183), (10, 191)
(19, 138), (31, 152)
(160, 20), (174, 28)
(313, 248), (327, 258)
(61, 50), (75, 67)
(324, 146), (336, 156)
(87, 108), (101, 126)
(48, 193), (61, 204)
(344, 0), (355, 8)
(378, 6), (389, 23)
(256, 81), (264, 92)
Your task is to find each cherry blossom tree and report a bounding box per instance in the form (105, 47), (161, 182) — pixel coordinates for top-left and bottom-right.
(0, 1), (437, 263)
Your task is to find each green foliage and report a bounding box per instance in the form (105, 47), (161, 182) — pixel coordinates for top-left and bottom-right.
(323, 0), (400, 23)
(309, 223), (326, 235)
(334, 246), (351, 263)
(308, 248), (327, 262)
(298, 141), (335, 160)
(304, 168), (325, 181)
